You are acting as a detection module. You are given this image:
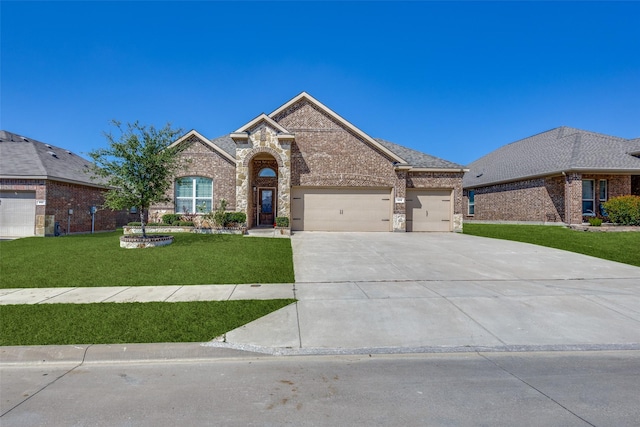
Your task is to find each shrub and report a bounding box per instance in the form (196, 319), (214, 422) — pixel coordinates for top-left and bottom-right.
(602, 196), (640, 226)
(127, 222), (142, 226)
(225, 212), (247, 226)
(162, 213), (181, 225)
(588, 217), (602, 227)
(177, 221), (194, 227)
(275, 217), (289, 228)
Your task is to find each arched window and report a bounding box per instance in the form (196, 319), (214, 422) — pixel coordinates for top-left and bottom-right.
(175, 177), (213, 213)
(258, 168), (276, 177)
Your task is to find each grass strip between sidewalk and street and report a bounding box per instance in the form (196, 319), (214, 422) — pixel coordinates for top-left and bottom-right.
(463, 223), (640, 267)
(0, 231), (295, 288)
(0, 300), (296, 346)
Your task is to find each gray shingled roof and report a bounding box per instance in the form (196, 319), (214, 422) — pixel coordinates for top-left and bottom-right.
(464, 127), (640, 188)
(375, 138), (466, 169)
(209, 134), (236, 157)
(0, 130), (105, 187)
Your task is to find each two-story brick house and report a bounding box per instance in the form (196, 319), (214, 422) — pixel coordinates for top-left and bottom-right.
(151, 92), (467, 232)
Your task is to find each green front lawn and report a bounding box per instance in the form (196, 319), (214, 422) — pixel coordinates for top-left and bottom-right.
(0, 300), (295, 346)
(463, 223), (640, 267)
(0, 232), (295, 288)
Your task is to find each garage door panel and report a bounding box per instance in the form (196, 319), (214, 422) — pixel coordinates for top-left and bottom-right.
(292, 188), (391, 232)
(0, 191), (36, 237)
(407, 190), (452, 232)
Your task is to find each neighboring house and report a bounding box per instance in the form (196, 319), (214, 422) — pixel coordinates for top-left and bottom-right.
(463, 127), (640, 225)
(151, 92), (467, 232)
(0, 130), (134, 237)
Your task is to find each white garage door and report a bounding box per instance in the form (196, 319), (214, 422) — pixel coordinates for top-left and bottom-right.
(291, 187), (392, 231)
(406, 189), (452, 232)
(0, 191), (36, 237)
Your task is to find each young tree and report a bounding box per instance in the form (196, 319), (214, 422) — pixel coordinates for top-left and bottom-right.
(89, 120), (184, 238)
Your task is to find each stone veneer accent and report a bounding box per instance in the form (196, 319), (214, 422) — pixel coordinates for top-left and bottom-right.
(235, 126), (291, 225)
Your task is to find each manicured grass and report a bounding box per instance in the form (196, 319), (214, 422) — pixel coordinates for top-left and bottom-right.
(0, 300), (295, 346)
(0, 232), (295, 288)
(463, 223), (640, 267)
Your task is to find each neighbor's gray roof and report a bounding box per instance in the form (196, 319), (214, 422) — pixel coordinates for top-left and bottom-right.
(0, 130), (105, 187)
(464, 127), (640, 188)
(205, 133), (465, 170)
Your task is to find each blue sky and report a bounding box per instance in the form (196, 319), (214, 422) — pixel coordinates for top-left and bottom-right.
(2, 1), (639, 165)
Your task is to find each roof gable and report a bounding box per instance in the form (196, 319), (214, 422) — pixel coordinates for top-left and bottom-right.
(269, 92), (407, 164)
(169, 130), (236, 163)
(230, 113), (295, 143)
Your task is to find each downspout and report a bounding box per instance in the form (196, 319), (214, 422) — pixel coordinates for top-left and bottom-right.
(562, 171), (569, 224)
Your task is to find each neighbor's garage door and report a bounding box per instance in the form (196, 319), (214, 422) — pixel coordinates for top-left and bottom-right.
(406, 189), (452, 232)
(0, 191), (36, 237)
(291, 187), (392, 231)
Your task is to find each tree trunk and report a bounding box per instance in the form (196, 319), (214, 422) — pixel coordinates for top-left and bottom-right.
(140, 207), (146, 238)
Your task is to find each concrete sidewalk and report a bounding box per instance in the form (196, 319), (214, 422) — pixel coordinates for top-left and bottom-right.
(0, 283), (295, 305)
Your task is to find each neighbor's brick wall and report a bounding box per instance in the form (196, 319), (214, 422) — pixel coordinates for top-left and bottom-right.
(1, 179), (130, 235)
(464, 177), (565, 223)
(45, 180), (128, 234)
(464, 174), (633, 224)
(150, 135), (236, 221)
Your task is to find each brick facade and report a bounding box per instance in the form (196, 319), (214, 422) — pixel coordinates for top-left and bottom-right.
(153, 95), (464, 232)
(464, 173), (633, 225)
(149, 134), (236, 222)
(1, 178), (133, 236)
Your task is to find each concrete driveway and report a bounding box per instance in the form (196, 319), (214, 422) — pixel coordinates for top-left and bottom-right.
(218, 232), (640, 354)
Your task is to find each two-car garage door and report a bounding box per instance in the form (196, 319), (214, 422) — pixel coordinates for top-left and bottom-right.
(291, 187), (453, 232)
(291, 187), (392, 232)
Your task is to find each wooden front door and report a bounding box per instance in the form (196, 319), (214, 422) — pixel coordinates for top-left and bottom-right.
(258, 188), (275, 226)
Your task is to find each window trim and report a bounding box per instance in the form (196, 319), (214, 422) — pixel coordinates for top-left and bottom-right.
(175, 176), (213, 214)
(258, 167), (276, 177)
(582, 179), (595, 216)
(468, 190), (475, 216)
(599, 179), (608, 202)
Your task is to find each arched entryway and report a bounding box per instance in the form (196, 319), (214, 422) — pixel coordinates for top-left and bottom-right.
(249, 154), (279, 227)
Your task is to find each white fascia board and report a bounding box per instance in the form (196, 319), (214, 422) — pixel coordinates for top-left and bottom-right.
(410, 167), (469, 173)
(269, 92), (407, 164)
(230, 132), (249, 140)
(169, 130), (236, 163)
(277, 133), (295, 141)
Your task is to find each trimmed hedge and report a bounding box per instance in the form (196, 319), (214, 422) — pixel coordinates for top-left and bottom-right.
(602, 195), (640, 226)
(162, 213), (182, 225)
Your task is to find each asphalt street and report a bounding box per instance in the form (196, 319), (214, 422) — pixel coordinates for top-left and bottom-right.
(2, 351), (639, 426)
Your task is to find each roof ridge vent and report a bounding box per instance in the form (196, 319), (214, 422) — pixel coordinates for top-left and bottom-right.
(46, 144), (52, 149)
(22, 137), (29, 142)
(47, 151), (58, 158)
